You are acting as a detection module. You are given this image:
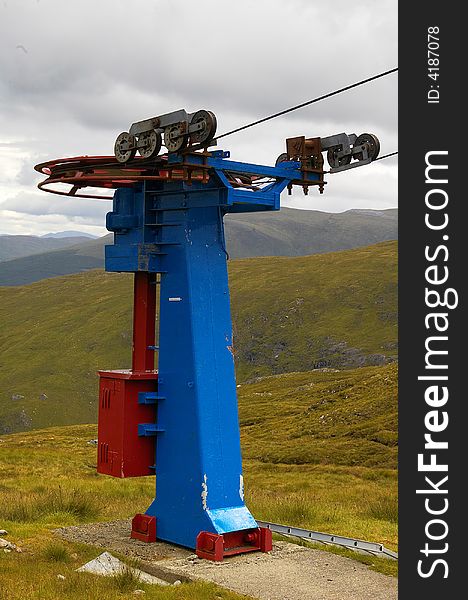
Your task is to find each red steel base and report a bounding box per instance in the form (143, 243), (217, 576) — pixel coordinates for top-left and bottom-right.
(131, 513), (157, 542)
(196, 527), (273, 561)
(130, 516), (272, 563)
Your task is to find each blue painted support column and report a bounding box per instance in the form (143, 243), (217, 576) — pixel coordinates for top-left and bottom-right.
(102, 156), (318, 552)
(146, 201), (257, 548)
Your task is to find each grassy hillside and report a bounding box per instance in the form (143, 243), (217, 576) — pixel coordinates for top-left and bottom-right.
(232, 241), (397, 381)
(0, 208), (397, 286)
(239, 363), (397, 469)
(0, 365), (397, 596)
(0, 242), (397, 433)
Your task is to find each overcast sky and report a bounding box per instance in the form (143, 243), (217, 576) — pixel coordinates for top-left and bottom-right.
(0, 0), (397, 237)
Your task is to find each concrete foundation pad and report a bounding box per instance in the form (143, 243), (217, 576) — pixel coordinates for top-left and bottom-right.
(56, 520), (397, 600)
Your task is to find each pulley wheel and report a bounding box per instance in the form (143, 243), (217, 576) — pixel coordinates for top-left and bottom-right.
(353, 133), (380, 161)
(114, 132), (137, 163)
(164, 124), (188, 153)
(327, 148), (352, 169)
(138, 130), (162, 159)
(275, 153), (289, 166)
(190, 110), (217, 144)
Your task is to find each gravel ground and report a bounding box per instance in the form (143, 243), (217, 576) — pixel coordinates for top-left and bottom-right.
(56, 519), (190, 562)
(56, 520), (397, 600)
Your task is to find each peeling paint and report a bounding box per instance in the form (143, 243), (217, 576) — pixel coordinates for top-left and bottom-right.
(137, 247), (150, 271)
(239, 474), (244, 501)
(201, 474), (208, 510)
(227, 345), (234, 356)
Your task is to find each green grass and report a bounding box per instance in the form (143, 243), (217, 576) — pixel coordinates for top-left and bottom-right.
(1, 486), (100, 523)
(0, 241), (397, 434)
(231, 241), (397, 381)
(42, 541), (71, 563)
(0, 428), (253, 600)
(244, 460), (397, 553)
(239, 363), (398, 469)
(0, 362), (398, 594)
(110, 562), (143, 594)
(0, 557), (247, 600)
(0, 241), (398, 596)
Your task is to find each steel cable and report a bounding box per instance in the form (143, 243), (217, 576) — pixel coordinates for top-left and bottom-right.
(215, 67), (398, 140)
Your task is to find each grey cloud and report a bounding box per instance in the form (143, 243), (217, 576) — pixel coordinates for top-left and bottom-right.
(0, 0), (397, 233)
(1, 192), (111, 221)
(15, 154), (49, 185)
(0, 0), (397, 129)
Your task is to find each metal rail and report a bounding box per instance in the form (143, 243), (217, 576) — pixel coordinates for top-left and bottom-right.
(256, 520), (398, 561)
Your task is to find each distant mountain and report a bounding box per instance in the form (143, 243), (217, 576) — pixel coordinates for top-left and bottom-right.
(0, 234), (94, 263)
(225, 207), (397, 258)
(0, 208), (397, 286)
(0, 235), (112, 286)
(41, 231), (98, 239)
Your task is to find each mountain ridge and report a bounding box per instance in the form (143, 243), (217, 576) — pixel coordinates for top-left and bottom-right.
(0, 207), (397, 286)
(41, 230), (98, 239)
(0, 234), (94, 263)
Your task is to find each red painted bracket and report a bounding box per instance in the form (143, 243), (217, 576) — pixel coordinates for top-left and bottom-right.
(196, 526), (272, 561)
(131, 513), (156, 542)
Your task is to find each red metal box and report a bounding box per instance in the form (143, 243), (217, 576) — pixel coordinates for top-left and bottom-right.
(97, 370), (157, 478)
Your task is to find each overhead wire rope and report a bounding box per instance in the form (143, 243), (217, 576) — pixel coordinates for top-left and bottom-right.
(374, 151), (398, 161)
(215, 67), (398, 141)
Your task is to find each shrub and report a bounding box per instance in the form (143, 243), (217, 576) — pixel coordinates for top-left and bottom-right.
(0, 486), (100, 523)
(43, 541), (69, 562)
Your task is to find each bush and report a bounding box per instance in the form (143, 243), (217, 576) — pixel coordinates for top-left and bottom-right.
(112, 565), (141, 593)
(363, 495), (398, 523)
(0, 486), (100, 523)
(43, 541), (70, 562)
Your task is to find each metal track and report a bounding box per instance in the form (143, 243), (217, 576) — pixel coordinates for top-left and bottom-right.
(256, 520), (398, 561)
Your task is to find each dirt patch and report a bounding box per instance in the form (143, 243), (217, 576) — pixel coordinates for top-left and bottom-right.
(55, 519), (190, 562)
(56, 520), (397, 600)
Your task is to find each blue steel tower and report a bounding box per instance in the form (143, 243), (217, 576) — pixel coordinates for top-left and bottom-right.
(101, 153), (304, 559)
(34, 110), (379, 560)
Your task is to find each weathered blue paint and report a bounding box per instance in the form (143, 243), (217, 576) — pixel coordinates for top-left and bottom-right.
(104, 153), (316, 548)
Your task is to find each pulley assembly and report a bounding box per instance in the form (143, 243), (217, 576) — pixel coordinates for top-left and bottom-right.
(276, 132), (380, 174)
(35, 108), (381, 201)
(114, 109), (217, 162)
(113, 108), (380, 175)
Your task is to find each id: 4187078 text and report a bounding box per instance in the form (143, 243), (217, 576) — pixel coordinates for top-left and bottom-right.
(427, 26), (440, 104)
